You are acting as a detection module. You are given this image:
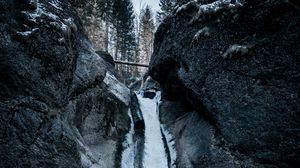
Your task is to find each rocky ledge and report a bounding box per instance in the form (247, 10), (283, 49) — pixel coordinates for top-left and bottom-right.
(150, 0), (300, 167)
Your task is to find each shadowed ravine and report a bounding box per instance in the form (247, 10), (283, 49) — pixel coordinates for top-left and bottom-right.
(0, 1), (299, 167)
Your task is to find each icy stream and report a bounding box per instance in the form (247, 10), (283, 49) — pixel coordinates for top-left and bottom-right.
(121, 91), (175, 168)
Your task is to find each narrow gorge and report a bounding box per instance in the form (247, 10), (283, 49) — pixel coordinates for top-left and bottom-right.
(0, 0), (299, 168)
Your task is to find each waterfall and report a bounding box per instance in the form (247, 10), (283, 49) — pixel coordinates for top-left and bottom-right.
(137, 92), (168, 168)
(121, 109), (135, 168)
(121, 91), (175, 168)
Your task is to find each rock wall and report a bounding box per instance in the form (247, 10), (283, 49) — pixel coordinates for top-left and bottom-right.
(0, 0), (129, 167)
(150, 0), (300, 167)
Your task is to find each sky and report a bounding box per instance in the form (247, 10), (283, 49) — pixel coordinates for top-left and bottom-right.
(132, 0), (161, 15)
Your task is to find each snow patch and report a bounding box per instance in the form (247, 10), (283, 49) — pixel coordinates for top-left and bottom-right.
(190, 26), (211, 47)
(23, 3), (44, 22)
(47, 12), (59, 20)
(176, 0), (243, 24)
(49, 0), (63, 11)
(16, 28), (39, 36)
(23, 2), (59, 22)
(176, 0), (198, 14)
(196, 26), (210, 37)
(191, 0), (242, 23)
(61, 23), (68, 32)
(192, 26), (210, 44)
(61, 18), (77, 32)
(222, 44), (249, 58)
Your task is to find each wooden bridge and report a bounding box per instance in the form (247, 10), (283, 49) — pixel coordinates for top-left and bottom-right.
(114, 60), (149, 67)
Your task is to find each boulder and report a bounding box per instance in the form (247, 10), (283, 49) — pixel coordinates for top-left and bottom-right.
(0, 0), (129, 167)
(150, 0), (300, 167)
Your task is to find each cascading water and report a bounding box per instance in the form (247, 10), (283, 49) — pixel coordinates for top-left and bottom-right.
(121, 91), (176, 168)
(121, 109), (135, 168)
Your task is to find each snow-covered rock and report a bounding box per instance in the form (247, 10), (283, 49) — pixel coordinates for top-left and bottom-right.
(222, 44), (249, 58)
(0, 0), (130, 167)
(103, 72), (131, 106)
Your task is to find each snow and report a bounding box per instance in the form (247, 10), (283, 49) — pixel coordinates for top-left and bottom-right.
(49, 0), (63, 11)
(103, 72), (130, 106)
(24, 3), (44, 22)
(22, 2), (60, 22)
(17, 28), (39, 36)
(137, 92), (169, 168)
(196, 26), (210, 36)
(47, 12), (59, 20)
(176, 0), (243, 23)
(22, 1), (73, 33)
(176, 0), (198, 14)
(61, 23), (68, 32)
(192, 0), (242, 23)
(222, 44), (249, 58)
(193, 26), (210, 42)
(121, 109), (135, 168)
(64, 18), (74, 25)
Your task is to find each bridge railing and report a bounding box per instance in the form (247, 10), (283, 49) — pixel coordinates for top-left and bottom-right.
(114, 60), (149, 67)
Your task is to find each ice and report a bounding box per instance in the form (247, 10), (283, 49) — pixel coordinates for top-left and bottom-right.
(121, 109), (135, 168)
(121, 91), (175, 168)
(137, 92), (169, 168)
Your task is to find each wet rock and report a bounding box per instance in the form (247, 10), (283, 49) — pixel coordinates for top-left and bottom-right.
(150, 0), (300, 167)
(129, 93), (145, 133)
(143, 91), (156, 99)
(96, 50), (115, 67)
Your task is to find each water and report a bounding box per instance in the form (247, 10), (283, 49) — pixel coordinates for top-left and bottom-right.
(121, 109), (135, 168)
(137, 92), (168, 168)
(121, 91), (175, 168)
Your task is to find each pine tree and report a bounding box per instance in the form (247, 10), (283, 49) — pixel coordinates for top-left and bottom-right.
(139, 5), (155, 63)
(76, 0), (137, 74)
(75, 0), (113, 52)
(112, 0), (136, 73)
(157, 0), (176, 22)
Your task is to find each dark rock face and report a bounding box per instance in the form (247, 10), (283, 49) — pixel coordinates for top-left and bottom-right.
(0, 0), (129, 167)
(150, 0), (300, 167)
(143, 91), (156, 99)
(130, 93), (144, 132)
(96, 50), (115, 67)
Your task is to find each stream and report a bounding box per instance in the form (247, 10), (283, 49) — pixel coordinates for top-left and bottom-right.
(121, 91), (176, 168)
